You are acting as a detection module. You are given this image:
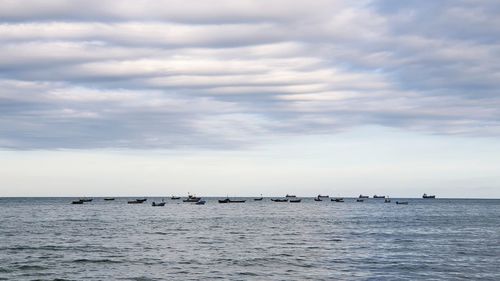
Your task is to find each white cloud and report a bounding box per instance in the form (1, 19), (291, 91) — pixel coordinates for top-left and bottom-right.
(1, 0), (500, 149)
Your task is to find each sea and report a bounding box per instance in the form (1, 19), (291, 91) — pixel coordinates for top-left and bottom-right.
(0, 197), (499, 280)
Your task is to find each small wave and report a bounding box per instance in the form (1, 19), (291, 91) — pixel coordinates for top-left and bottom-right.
(72, 258), (122, 264)
(238, 272), (259, 276)
(17, 265), (47, 270)
(0, 267), (13, 273)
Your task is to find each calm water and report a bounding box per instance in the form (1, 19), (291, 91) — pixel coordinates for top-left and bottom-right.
(1, 197), (499, 280)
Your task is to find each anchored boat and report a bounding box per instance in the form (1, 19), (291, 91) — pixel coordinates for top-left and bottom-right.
(218, 198), (246, 203)
(183, 194), (201, 202)
(128, 198), (147, 204)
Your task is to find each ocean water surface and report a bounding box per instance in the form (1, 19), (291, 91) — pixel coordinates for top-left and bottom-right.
(1, 197), (499, 280)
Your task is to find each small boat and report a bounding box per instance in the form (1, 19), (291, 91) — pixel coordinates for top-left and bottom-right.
(80, 198), (93, 202)
(359, 195), (369, 198)
(152, 201), (166, 207)
(317, 195), (329, 198)
(218, 198), (246, 203)
(195, 200), (206, 205)
(314, 197), (322, 201)
(356, 199), (364, 202)
(171, 196), (181, 200)
(254, 197), (263, 201)
(422, 193), (436, 199)
(373, 195), (385, 199)
(331, 198), (344, 202)
(384, 198), (391, 203)
(103, 198), (115, 201)
(71, 200), (84, 204)
(271, 198), (288, 202)
(396, 201), (408, 205)
(290, 199), (301, 203)
(128, 199), (146, 204)
(183, 194), (201, 202)
(285, 194), (296, 198)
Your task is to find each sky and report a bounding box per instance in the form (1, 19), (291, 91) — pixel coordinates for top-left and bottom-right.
(1, 0), (499, 197)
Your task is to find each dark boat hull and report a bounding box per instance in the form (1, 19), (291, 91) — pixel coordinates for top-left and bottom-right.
(104, 198), (115, 201)
(219, 199), (246, 203)
(271, 199), (288, 202)
(290, 199), (301, 203)
(128, 200), (145, 204)
(254, 197), (263, 201)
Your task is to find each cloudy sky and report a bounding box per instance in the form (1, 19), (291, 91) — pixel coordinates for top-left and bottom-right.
(1, 0), (499, 197)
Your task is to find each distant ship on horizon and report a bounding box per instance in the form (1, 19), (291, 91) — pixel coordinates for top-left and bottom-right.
(423, 193), (436, 199)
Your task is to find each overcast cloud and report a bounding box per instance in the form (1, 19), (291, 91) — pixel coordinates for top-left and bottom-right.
(1, 0), (499, 149)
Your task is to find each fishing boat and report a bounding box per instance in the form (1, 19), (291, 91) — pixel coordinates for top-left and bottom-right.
(317, 195), (329, 198)
(183, 194), (201, 202)
(373, 195), (385, 199)
(384, 198), (391, 203)
(254, 194), (263, 201)
(170, 196), (181, 200)
(271, 198), (288, 202)
(356, 199), (364, 202)
(422, 193), (436, 199)
(290, 199), (301, 203)
(103, 198), (115, 201)
(71, 200), (84, 204)
(314, 197), (322, 201)
(128, 198), (147, 204)
(80, 198), (93, 202)
(218, 198), (246, 203)
(359, 195), (369, 198)
(396, 201), (408, 205)
(331, 198), (344, 202)
(195, 200), (206, 205)
(285, 194), (296, 198)
(151, 201), (166, 207)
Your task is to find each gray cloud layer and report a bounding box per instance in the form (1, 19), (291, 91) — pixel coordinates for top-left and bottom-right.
(1, 0), (499, 149)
